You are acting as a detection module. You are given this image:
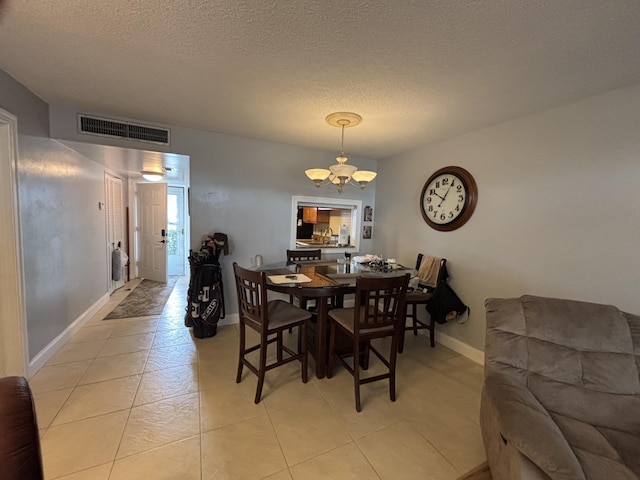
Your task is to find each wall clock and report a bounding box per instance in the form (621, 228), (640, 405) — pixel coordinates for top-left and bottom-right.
(419, 166), (478, 231)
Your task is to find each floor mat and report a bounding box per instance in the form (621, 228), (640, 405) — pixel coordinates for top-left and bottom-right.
(103, 277), (178, 320)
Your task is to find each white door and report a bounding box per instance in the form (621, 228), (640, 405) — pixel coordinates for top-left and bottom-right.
(167, 186), (185, 276)
(105, 173), (126, 293)
(137, 182), (168, 283)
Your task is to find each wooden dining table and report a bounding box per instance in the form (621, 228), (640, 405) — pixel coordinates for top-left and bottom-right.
(256, 259), (413, 378)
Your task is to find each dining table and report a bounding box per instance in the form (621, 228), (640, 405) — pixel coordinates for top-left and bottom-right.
(255, 259), (413, 378)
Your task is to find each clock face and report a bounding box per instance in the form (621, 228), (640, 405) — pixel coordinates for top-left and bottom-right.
(420, 166), (477, 231)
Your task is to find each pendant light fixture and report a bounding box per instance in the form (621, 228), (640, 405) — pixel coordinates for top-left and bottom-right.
(305, 112), (376, 194)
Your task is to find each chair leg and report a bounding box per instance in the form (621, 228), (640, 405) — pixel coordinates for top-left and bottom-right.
(327, 321), (336, 379)
(277, 331), (283, 362)
(429, 317), (436, 348)
(398, 305), (408, 353)
(300, 322), (308, 383)
(411, 304), (419, 335)
(236, 322), (245, 383)
(389, 333), (399, 402)
(354, 338), (362, 412)
(255, 334), (268, 404)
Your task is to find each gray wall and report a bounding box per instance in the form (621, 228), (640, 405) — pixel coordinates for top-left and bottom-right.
(374, 82), (640, 351)
(18, 136), (107, 356)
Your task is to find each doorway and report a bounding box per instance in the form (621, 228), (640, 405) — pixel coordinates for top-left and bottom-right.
(167, 186), (186, 276)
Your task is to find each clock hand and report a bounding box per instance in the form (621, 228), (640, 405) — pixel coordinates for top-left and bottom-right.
(438, 185), (453, 207)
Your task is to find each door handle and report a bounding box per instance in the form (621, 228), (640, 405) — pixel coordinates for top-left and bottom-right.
(161, 229), (166, 237)
(159, 240), (166, 243)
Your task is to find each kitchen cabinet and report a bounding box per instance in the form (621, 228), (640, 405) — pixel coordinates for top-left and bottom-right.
(302, 208), (330, 224)
(317, 209), (330, 224)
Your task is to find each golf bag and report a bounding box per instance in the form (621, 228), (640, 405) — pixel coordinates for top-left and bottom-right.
(187, 263), (225, 338)
(185, 233), (229, 338)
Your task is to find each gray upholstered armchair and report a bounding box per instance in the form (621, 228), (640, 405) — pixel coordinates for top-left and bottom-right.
(481, 295), (640, 480)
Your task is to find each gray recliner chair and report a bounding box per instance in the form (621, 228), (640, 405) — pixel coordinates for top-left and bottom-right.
(481, 295), (640, 480)
(0, 376), (44, 480)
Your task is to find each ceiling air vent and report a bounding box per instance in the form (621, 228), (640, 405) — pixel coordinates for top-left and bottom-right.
(78, 115), (170, 145)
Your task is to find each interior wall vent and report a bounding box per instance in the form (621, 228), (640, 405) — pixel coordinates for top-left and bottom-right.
(78, 115), (170, 145)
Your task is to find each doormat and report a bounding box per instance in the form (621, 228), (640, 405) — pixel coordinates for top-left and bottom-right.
(103, 277), (178, 320)
(457, 462), (492, 480)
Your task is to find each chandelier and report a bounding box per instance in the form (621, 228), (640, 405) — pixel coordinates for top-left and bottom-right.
(305, 112), (377, 194)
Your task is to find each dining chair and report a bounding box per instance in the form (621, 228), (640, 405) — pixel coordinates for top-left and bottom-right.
(398, 253), (448, 352)
(233, 262), (311, 404)
(327, 273), (410, 412)
(286, 248), (322, 307)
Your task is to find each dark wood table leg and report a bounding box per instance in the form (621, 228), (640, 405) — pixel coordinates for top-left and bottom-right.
(314, 296), (329, 378)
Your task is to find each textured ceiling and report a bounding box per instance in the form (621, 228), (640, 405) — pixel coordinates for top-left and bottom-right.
(1, 1), (640, 159)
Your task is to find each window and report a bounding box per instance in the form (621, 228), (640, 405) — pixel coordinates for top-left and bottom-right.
(290, 196), (362, 253)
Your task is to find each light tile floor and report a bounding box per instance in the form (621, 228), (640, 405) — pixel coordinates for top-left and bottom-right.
(31, 275), (487, 479)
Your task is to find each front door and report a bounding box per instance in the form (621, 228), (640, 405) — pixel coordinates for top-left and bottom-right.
(137, 182), (168, 283)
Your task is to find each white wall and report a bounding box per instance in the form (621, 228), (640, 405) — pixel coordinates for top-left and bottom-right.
(374, 82), (640, 351)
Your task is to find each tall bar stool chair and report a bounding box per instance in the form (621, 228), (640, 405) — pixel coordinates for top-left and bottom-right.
(398, 254), (448, 352)
(327, 273), (410, 412)
(233, 262), (311, 403)
(286, 249), (322, 309)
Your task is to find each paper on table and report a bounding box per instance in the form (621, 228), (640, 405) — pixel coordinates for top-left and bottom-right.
(268, 274), (312, 284)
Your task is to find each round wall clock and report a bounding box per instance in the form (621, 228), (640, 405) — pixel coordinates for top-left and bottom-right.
(419, 166), (478, 231)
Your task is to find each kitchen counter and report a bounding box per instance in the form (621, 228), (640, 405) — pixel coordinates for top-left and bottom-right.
(296, 240), (355, 249)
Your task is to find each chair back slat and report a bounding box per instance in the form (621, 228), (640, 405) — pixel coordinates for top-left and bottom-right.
(233, 263), (267, 327)
(354, 274), (410, 333)
(287, 249), (322, 262)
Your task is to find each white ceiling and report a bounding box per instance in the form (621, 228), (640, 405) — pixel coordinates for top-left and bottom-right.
(1, 1), (640, 160)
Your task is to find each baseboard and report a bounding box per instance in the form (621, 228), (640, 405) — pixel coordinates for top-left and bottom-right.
(218, 312), (239, 327)
(28, 292), (110, 377)
(432, 330), (485, 365)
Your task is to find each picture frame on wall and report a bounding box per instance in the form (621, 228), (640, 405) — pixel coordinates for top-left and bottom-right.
(364, 205), (373, 222)
(363, 225), (372, 239)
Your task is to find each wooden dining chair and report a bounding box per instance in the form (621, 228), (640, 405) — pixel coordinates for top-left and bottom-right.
(233, 262), (311, 404)
(286, 248), (322, 306)
(398, 254), (448, 352)
(327, 273), (410, 412)
(286, 249), (322, 263)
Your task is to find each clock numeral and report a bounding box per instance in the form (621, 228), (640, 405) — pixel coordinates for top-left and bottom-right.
(432, 210), (438, 219)
(448, 212), (454, 218)
(425, 196), (432, 204)
(455, 204), (461, 212)
(440, 213), (446, 221)
(456, 185), (462, 191)
(435, 181), (440, 188)
(429, 189), (437, 196)
(458, 195), (464, 202)
(442, 178), (449, 185)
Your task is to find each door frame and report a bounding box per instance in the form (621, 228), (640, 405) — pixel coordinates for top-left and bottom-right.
(105, 172), (126, 293)
(167, 185), (187, 276)
(0, 108), (28, 376)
